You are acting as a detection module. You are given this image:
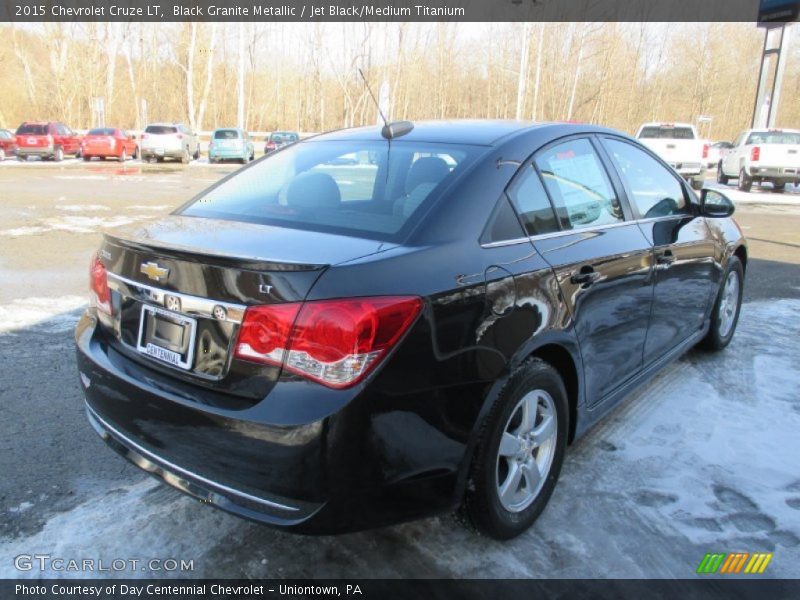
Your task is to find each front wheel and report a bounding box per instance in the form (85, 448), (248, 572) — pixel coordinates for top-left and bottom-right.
(738, 168), (752, 192)
(717, 163), (729, 185)
(700, 256), (744, 351)
(463, 358), (568, 540)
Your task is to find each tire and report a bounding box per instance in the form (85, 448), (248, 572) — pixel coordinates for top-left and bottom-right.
(716, 163), (729, 185)
(691, 178), (704, 191)
(193, 147), (200, 160)
(772, 183), (785, 193)
(54, 147), (64, 162)
(75, 148), (81, 159)
(241, 154), (249, 165)
(181, 148), (190, 165)
(133, 146), (139, 160)
(209, 157), (217, 164)
(17, 154), (27, 162)
(700, 256), (744, 351)
(738, 168), (752, 192)
(83, 155), (91, 162)
(119, 149), (127, 162)
(463, 358), (568, 540)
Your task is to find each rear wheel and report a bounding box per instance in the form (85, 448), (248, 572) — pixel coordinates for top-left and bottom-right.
(83, 155), (91, 162)
(738, 168), (752, 192)
(193, 147), (200, 160)
(716, 163), (729, 185)
(53, 147), (64, 162)
(691, 177), (704, 191)
(119, 149), (127, 162)
(772, 182), (786, 193)
(133, 146), (139, 159)
(181, 148), (190, 165)
(700, 256), (744, 351)
(463, 358), (568, 540)
(17, 154), (27, 162)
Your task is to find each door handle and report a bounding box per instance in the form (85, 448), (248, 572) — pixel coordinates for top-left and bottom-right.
(656, 251), (676, 269)
(571, 268), (601, 286)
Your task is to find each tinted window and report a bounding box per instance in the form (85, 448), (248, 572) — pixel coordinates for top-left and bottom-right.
(271, 132), (298, 142)
(214, 129), (241, 140)
(746, 131), (800, 145)
(88, 128), (116, 135)
(507, 165), (559, 236)
(534, 139), (623, 230)
(145, 125), (178, 135)
(16, 124), (47, 135)
(638, 126), (695, 140)
(482, 197), (525, 243)
(181, 140), (480, 240)
(604, 138), (689, 219)
(0, 131), (10, 139)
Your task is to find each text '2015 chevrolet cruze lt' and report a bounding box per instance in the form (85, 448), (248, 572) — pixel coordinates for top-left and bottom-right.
(75, 121), (746, 539)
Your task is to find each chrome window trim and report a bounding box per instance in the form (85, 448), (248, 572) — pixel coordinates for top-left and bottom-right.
(107, 272), (247, 323)
(481, 219), (641, 249)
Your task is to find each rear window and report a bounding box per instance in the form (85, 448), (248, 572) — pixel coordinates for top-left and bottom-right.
(746, 131), (800, 145)
(638, 126), (695, 140)
(88, 128), (116, 135)
(16, 124), (48, 135)
(180, 140), (481, 241)
(270, 133), (298, 142)
(145, 125), (178, 135)
(214, 129), (241, 140)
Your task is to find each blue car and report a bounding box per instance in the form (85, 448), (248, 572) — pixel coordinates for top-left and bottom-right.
(208, 128), (255, 164)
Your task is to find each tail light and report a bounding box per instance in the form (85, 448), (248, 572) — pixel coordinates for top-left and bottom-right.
(47, 134), (54, 146)
(107, 136), (116, 148)
(235, 296), (422, 388)
(141, 133), (149, 140)
(89, 253), (111, 315)
(702, 144), (709, 159)
(177, 133), (183, 139)
(751, 146), (760, 161)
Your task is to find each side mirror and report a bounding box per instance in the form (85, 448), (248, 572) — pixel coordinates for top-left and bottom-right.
(700, 189), (735, 218)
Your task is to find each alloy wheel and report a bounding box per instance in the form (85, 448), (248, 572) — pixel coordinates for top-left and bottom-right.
(496, 389), (558, 513)
(718, 270), (740, 338)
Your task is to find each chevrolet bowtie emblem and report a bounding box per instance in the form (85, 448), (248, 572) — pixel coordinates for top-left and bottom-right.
(140, 261), (169, 281)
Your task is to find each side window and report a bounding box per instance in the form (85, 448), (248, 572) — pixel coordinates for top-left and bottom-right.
(507, 165), (559, 236)
(603, 138), (689, 219)
(733, 132), (746, 147)
(481, 196), (526, 244)
(534, 138), (624, 230)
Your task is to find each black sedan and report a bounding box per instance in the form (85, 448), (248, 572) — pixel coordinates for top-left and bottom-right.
(75, 120), (746, 539)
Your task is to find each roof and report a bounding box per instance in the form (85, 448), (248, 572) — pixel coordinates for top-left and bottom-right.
(314, 120), (546, 146)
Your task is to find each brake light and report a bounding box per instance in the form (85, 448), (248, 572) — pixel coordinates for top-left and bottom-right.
(89, 253), (111, 315)
(751, 146), (760, 161)
(235, 296), (422, 388)
(702, 144), (709, 159)
(141, 133), (149, 140)
(177, 133), (183, 139)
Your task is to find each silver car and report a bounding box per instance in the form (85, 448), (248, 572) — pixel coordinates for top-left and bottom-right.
(140, 123), (200, 164)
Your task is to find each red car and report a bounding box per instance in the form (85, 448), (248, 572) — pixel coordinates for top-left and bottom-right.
(0, 129), (17, 160)
(81, 128), (138, 162)
(15, 121), (82, 161)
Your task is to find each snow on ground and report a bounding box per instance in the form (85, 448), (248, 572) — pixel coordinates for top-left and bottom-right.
(0, 299), (797, 578)
(706, 181), (800, 206)
(57, 204), (111, 212)
(1, 215), (148, 237)
(0, 296), (86, 334)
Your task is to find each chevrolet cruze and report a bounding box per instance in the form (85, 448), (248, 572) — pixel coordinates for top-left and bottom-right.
(75, 121), (746, 539)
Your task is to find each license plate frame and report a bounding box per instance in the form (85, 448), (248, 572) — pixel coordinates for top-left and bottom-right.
(136, 305), (197, 370)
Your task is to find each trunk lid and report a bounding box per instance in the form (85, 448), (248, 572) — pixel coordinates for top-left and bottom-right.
(755, 144), (800, 169)
(95, 215), (390, 400)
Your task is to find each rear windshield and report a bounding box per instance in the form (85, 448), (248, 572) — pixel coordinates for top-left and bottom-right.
(214, 129), (241, 140)
(16, 124), (48, 135)
(270, 133), (298, 142)
(145, 125), (177, 135)
(638, 126), (695, 140)
(88, 128), (116, 135)
(746, 131), (800, 145)
(180, 140), (481, 241)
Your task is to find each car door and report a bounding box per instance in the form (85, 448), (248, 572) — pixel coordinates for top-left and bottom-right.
(723, 132), (745, 177)
(522, 136), (654, 405)
(600, 136), (717, 364)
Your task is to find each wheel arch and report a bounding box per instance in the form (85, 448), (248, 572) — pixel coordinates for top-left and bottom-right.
(528, 343), (580, 444)
(733, 244), (748, 272)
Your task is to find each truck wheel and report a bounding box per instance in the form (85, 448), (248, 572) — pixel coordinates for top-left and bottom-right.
(54, 147), (64, 162)
(691, 178), (704, 191)
(716, 163), (729, 185)
(737, 168), (752, 192)
(772, 183), (786, 193)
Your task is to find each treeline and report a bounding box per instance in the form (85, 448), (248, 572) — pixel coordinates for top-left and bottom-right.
(0, 22), (797, 141)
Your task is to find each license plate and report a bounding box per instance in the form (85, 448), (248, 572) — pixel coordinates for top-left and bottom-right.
(136, 305), (196, 370)
(27, 137), (36, 144)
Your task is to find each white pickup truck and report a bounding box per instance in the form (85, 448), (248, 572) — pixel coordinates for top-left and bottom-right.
(635, 122), (707, 190)
(718, 128), (800, 193)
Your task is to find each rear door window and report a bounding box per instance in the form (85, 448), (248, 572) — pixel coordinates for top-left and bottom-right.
(145, 125), (178, 135)
(214, 130), (240, 140)
(507, 165), (559, 236)
(17, 124), (47, 135)
(638, 126), (695, 140)
(534, 138), (624, 230)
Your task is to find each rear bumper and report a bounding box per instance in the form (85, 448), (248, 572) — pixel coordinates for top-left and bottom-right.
(748, 166), (800, 181)
(140, 146), (184, 159)
(16, 146), (54, 157)
(75, 311), (465, 533)
(669, 163), (704, 177)
(209, 147), (247, 159)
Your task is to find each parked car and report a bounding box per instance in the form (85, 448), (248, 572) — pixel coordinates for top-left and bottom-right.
(706, 141), (733, 169)
(0, 129), (17, 160)
(140, 123), (200, 164)
(15, 121), (82, 161)
(76, 121), (746, 539)
(264, 131), (299, 154)
(208, 128), (255, 164)
(81, 128), (139, 162)
(718, 128), (800, 193)
(635, 122), (707, 190)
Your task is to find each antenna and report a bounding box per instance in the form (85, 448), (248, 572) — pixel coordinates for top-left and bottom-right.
(358, 68), (413, 140)
(358, 68), (388, 129)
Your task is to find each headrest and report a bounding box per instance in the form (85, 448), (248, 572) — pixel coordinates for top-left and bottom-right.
(405, 157), (450, 195)
(285, 172), (341, 209)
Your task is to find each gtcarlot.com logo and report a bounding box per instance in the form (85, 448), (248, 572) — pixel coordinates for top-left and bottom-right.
(14, 554), (194, 573)
(696, 552), (772, 574)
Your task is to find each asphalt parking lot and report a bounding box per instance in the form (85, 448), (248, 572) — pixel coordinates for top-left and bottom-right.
(0, 159), (798, 578)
